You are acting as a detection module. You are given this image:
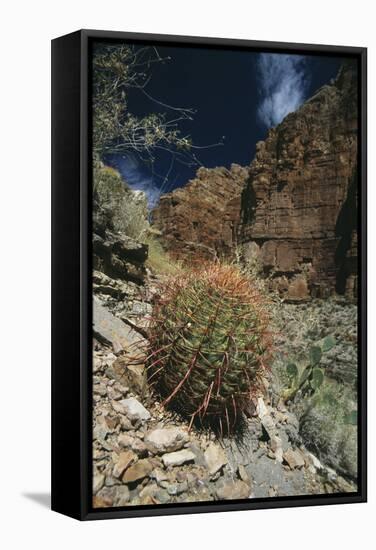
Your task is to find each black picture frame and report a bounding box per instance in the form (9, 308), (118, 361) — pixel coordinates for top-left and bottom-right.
(51, 29), (367, 521)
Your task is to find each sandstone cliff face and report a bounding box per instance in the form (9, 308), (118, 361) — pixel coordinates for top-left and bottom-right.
(152, 62), (358, 300)
(152, 164), (248, 261)
(239, 61), (358, 300)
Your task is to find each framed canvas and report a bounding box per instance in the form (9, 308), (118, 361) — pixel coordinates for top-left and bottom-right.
(51, 29), (367, 520)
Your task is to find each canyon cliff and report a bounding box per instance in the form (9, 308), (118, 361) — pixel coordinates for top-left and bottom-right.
(152, 164), (248, 262)
(152, 61), (358, 300)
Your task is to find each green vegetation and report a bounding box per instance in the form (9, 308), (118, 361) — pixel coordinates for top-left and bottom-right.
(146, 263), (273, 434)
(93, 162), (149, 241)
(271, 304), (358, 480)
(144, 236), (182, 276)
(282, 335), (335, 402)
(299, 380), (358, 479)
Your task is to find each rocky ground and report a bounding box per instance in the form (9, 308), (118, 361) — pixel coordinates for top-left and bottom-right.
(92, 270), (356, 508)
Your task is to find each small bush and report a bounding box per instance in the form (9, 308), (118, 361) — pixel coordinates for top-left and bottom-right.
(298, 381), (358, 480)
(93, 162), (149, 241)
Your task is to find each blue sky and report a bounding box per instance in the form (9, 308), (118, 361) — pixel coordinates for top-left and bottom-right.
(102, 45), (342, 208)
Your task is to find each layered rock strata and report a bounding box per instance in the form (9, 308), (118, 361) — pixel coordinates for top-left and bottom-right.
(239, 61), (358, 300)
(152, 164), (248, 262)
(152, 62), (358, 300)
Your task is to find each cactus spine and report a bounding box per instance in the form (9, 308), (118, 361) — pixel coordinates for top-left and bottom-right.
(146, 263), (273, 434)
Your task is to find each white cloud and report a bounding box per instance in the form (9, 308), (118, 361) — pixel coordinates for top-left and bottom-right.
(111, 153), (161, 209)
(256, 53), (309, 128)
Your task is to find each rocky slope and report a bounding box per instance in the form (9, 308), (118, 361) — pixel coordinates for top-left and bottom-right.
(92, 259), (357, 507)
(92, 323), (354, 509)
(152, 62), (358, 301)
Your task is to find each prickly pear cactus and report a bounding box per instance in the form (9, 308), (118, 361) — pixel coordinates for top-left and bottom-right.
(146, 263), (273, 434)
(284, 335), (336, 401)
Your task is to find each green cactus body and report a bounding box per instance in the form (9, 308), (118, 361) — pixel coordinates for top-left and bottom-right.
(146, 264), (273, 434)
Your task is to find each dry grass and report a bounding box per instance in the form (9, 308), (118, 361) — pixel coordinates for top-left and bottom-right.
(145, 237), (183, 276)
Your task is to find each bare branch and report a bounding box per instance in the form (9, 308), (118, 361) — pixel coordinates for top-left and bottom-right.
(92, 43), (221, 165)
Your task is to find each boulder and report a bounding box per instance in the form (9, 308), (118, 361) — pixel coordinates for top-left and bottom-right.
(204, 442), (228, 476)
(283, 448), (306, 470)
(93, 495), (112, 508)
(162, 449), (196, 467)
(144, 427), (189, 454)
(216, 480), (251, 500)
(93, 471), (105, 494)
(112, 450), (137, 479)
(93, 296), (146, 353)
(150, 468), (169, 485)
(118, 434), (147, 457)
(122, 459), (154, 484)
(108, 355), (147, 396)
(93, 415), (110, 441)
(114, 397), (151, 423)
(114, 485), (130, 506)
(93, 230), (148, 284)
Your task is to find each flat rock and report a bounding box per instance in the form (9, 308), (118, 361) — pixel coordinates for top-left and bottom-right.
(120, 416), (133, 431)
(112, 450), (137, 479)
(154, 489), (171, 504)
(114, 397), (151, 422)
(109, 356), (147, 396)
(204, 442), (228, 476)
(92, 495), (112, 508)
(122, 459), (154, 483)
(114, 485), (130, 506)
(96, 486), (116, 507)
(104, 415), (119, 431)
(270, 435), (284, 463)
(93, 471), (105, 494)
(93, 416), (110, 441)
(216, 480), (251, 500)
(93, 296), (145, 352)
(139, 483), (159, 499)
(283, 448), (306, 470)
(93, 228), (148, 284)
(117, 434), (135, 448)
(166, 482), (188, 496)
(93, 383), (107, 396)
(150, 468), (169, 484)
(144, 427), (189, 454)
(118, 434), (148, 457)
(131, 439), (148, 457)
(162, 449), (196, 467)
(111, 400), (128, 415)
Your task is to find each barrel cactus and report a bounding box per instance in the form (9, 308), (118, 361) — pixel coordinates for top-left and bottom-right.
(146, 263), (273, 434)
